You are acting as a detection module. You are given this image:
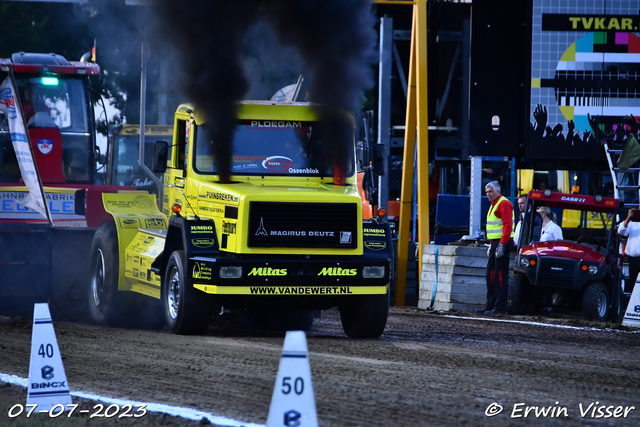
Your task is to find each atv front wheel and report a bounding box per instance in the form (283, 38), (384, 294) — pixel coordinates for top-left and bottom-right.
(582, 282), (609, 322)
(508, 272), (529, 315)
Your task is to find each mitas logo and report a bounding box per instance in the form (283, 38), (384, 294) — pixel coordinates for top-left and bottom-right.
(318, 267), (357, 276)
(262, 156), (293, 172)
(248, 267), (287, 276)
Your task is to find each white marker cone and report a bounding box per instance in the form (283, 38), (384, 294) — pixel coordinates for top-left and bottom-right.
(266, 331), (318, 427)
(623, 282), (640, 328)
(26, 303), (72, 412)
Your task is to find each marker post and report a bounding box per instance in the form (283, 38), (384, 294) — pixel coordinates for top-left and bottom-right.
(266, 331), (318, 427)
(26, 303), (72, 412)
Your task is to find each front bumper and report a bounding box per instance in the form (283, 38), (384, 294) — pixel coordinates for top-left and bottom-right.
(188, 256), (390, 296)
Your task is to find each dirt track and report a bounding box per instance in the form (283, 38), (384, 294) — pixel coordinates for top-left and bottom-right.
(1, 307), (640, 426)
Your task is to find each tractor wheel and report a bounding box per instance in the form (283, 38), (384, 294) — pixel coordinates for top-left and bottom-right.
(163, 250), (212, 335)
(582, 282), (609, 322)
(339, 286), (389, 338)
(88, 222), (128, 326)
(508, 272), (529, 315)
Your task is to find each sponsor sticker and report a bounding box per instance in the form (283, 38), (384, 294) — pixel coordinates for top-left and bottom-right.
(193, 262), (212, 280)
(191, 238), (215, 248)
(364, 241), (386, 251)
(262, 156), (294, 173)
(145, 217), (165, 228)
(37, 139), (53, 155)
(119, 217), (141, 228)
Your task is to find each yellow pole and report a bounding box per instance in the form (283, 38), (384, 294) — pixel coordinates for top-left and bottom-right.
(395, 7), (417, 306)
(415, 0), (429, 291)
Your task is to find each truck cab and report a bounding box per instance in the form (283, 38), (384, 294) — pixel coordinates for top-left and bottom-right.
(89, 101), (394, 337)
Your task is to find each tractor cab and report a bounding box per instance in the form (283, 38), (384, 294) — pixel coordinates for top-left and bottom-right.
(511, 190), (625, 322)
(0, 52), (100, 185)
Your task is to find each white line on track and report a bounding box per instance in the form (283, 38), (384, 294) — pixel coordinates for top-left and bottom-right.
(441, 314), (640, 333)
(0, 373), (264, 427)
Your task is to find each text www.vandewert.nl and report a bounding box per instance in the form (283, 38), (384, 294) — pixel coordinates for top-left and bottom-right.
(250, 286), (353, 295)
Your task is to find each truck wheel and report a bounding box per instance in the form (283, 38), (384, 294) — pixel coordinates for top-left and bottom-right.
(163, 250), (212, 335)
(88, 222), (127, 326)
(339, 287), (389, 338)
(582, 282), (609, 321)
(508, 272), (528, 315)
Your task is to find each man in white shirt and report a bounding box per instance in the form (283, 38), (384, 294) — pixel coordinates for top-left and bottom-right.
(618, 209), (640, 293)
(514, 195), (527, 246)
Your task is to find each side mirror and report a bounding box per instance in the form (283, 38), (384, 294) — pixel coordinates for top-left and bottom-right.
(152, 140), (168, 173)
(373, 143), (385, 176)
(94, 146), (106, 164)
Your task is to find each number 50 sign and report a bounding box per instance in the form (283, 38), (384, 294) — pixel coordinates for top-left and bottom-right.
(266, 331), (317, 427)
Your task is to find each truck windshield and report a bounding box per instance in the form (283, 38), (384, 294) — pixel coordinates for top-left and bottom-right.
(193, 120), (354, 178)
(0, 76), (92, 183)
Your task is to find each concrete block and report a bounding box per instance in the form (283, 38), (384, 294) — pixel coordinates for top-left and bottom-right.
(451, 283), (485, 296)
(452, 246), (489, 258)
(452, 274), (486, 286)
(452, 302), (484, 312)
(449, 257), (488, 268)
(420, 280), (452, 294)
(421, 271), (453, 283)
(451, 294), (486, 305)
(423, 254), (457, 266)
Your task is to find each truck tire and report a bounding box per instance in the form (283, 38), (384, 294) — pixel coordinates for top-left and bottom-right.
(163, 250), (212, 335)
(508, 273), (528, 315)
(339, 287), (389, 338)
(582, 282), (609, 321)
(88, 222), (128, 326)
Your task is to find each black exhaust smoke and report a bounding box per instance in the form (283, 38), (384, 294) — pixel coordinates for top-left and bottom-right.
(152, 0), (375, 183)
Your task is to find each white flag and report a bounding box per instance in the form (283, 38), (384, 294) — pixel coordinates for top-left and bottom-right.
(0, 77), (50, 221)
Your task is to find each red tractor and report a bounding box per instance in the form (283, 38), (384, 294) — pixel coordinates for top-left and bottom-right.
(509, 190), (626, 322)
(0, 52), (130, 315)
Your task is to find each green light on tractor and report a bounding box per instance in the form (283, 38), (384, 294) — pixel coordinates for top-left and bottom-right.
(41, 77), (58, 86)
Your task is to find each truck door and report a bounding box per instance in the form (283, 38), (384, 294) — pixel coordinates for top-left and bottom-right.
(164, 118), (188, 216)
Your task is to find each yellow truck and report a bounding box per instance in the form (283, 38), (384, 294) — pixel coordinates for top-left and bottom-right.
(87, 101), (393, 338)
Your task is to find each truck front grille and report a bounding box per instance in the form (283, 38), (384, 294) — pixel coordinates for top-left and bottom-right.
(247, 202), (358, 248)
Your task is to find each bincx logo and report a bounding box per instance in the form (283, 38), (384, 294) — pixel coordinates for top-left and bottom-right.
(255, 217), (268, 236)
(284, 410), (301, 427)
(41, 365), (54, 380)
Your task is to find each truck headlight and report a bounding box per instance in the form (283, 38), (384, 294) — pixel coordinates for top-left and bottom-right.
(587, 265), (599, 275)
(219, 266), (242, 278)
(519, 258), (530, 267)
(363, 266), (385, 278)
